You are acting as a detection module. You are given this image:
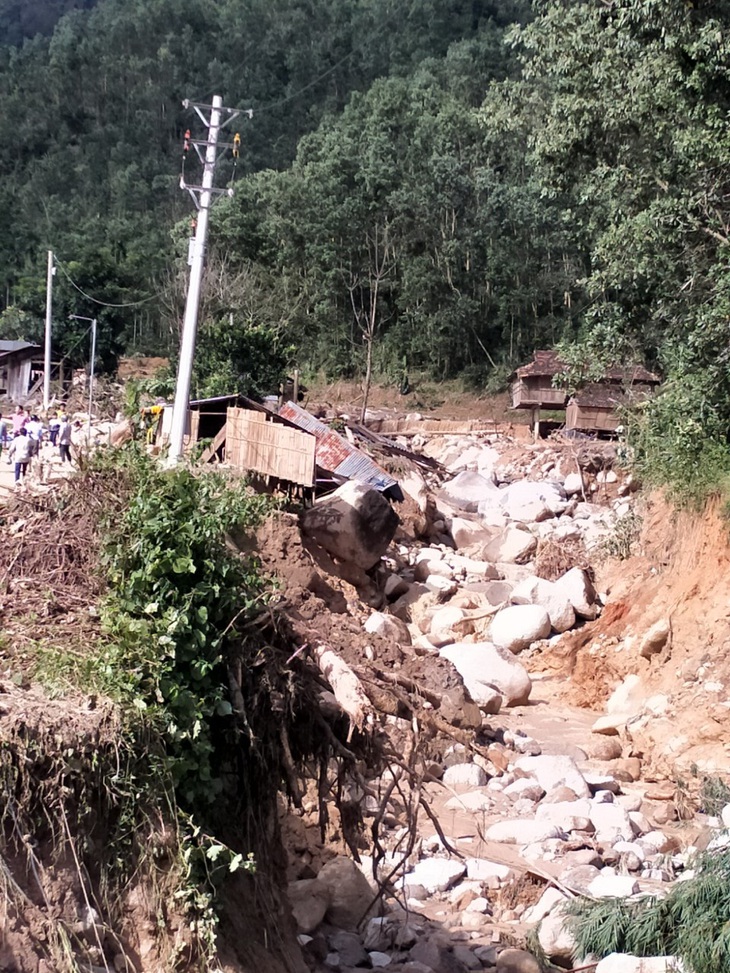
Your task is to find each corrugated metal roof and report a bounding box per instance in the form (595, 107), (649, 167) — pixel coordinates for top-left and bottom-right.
(0, 340), (39, 356)
(279, 401), (398, 493)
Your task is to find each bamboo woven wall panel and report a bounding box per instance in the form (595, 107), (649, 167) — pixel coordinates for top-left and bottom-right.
(226, 408), (316, 486)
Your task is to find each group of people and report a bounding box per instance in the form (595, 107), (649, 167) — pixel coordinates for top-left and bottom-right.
(0, 405), (74, 484)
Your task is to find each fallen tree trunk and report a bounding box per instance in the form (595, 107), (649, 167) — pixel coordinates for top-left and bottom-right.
(311, 641), (373, 736)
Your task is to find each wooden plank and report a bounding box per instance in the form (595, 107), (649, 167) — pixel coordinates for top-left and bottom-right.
(199, 425), (227, 464)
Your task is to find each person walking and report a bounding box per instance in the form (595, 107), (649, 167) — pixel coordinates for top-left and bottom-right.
(11, 405), (28, 435)
(58, 414), (73, 464)
(0, 412), (7, 459)
(49, 411), (61, 446)
(26, 413), (43, 458)
(7, 428), (32, 484)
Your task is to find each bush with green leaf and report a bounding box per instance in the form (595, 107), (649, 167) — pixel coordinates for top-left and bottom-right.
(567, 848), (730, 972)
(98, 450), (271, 807)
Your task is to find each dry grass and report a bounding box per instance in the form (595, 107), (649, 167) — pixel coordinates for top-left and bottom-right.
(534, 535), (591, 581)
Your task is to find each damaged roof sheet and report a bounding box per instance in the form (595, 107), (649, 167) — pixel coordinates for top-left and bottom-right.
(279, 401), (399, 493)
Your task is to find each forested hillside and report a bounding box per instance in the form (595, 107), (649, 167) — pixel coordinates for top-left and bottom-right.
(1, 0), (729, 496)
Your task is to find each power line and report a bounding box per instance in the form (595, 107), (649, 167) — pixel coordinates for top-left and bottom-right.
(191, 45), (357, 116)
(53, 256), (158, 309)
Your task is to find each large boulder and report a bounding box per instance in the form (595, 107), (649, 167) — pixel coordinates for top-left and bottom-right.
(511, 577), (576, 633)
(317, 856), (378, 928)
(450, 516), (496, 551)
(404, 858), (467, 894)
(554, 567), (599, 619)
(595, 955), (680, 972)
(287, 878), (331, 933)
(440, 471), (500, 513)
(537, 910), (577, 964)
(482, 525), (537, 564)
(515, 755), (591, 798)
(301, 482), (398, 570)
(440, 642), (532, 706)
(490, 605), (551, 653)
(495, 948), (542, 973)
(501, 480), (567, 523)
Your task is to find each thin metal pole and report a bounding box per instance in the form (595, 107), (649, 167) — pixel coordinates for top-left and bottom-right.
(43, 250), (53, 411)
(168, 95), (224, 463)
(87, 318), (97, 438)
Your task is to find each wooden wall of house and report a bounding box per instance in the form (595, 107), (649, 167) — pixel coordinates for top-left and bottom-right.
(6, 359), (32, 402)
(566, 401), (619, 432)
(511, 376), (567, 410)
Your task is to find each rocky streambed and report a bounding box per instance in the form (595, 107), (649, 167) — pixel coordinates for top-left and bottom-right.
(275, 430), (724, 973)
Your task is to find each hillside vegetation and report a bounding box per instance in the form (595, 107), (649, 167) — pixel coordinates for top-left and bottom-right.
(1, 0), (730, 498)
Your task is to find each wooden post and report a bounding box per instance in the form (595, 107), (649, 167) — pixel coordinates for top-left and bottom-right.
(293, 368), (299, 403)
(531, 406), (541, 441)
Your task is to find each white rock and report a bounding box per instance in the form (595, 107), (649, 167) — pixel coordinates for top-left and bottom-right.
(364, 612), (412, 646)
(629, 811), (651, 835)
(424, 574), (458, 595)
(587, 874), (640, 898)
(445, 791), (493, 813)
(447, 553), (500, 578)
(482, 525), (537, 564)
(606, 674), (644, 717)
(536, 799), (592, 833)
(584, 773), (621, 794)
(511, 577), (576, 633)
(591, 715), (626, 735)
(515, 755), (591, 799)
(538, 910), (576, 962)
(490, 605), (551, 653)
(522, 887), (568, 924)
(595, 957), (682, 973)
(614, 841), (646, 862)
(484, 819), (565, 844)
(369, 952), (392, 968)
(501, 480), (566, 522)
(451, 516), (496, 551)
(590, 803), (634, 842)
(466, 897), (490, 914)
(563, 472), (584, 495)
(722, 804), (730, 829)
(414, 558), (454, 582)
(404, 858), (467, 894)
(503, 779), (545, 802)
(442, 764), (488, 789)
(430, 605), (467, 642)
(554, 567), (599, 619)
(440, 471), (500, 512)
(639, 619), (671, 659)
(440, 641), (532, 706)
(465, 858), (512, 883)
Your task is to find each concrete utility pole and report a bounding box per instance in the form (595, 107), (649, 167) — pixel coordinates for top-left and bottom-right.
(43, 250), (54, 411)
(168, 95), (246, 464)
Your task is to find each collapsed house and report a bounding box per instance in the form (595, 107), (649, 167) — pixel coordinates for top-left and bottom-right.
(150, 394), (427, 499)
(0, 340), (41, 402)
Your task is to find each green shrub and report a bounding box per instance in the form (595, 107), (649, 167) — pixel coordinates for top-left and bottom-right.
(567, 848), (730, 972)
(98, 449), (271, 807)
